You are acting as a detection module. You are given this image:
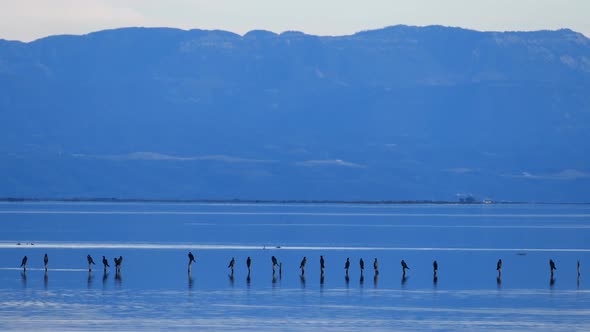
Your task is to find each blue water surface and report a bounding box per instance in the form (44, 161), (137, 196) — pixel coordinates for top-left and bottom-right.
(0, 202), (589, 331)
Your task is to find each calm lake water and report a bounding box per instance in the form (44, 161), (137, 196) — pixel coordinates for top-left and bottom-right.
(0, 202), (589, 331)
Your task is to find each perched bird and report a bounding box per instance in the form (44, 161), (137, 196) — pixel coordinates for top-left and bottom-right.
(87, 255), (96, 272)
(246, 257), (252, 274)
(344, 258), (350, 275)
(550, 259), (556, 276)
(113, 256), (123, 273)
(433, 260), (438, 274)
(320, 255), (325, 274)
(188, 252), (196, 272)
(102, 256), (109, 271)
(401, 260), (409, 275)
(228, 257), (235, 274)
(496, 259), (502, 276)
(44, 254), (49, 271)
(373, 258), (379, 275)
(271, 256), (278, 273)
(118, 256), (124, 273)
(299, 257), (307, 275)
(359, 258), (365, 273)
(20, 256), (28, 271)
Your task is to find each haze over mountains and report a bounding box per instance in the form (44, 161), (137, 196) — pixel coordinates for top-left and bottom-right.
(1, 25), (589, 202)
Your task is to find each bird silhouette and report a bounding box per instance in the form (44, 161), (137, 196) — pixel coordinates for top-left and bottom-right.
(360, 258), (365, 274)
(344, 257), (350, 275)
(373, 258), (379, 275)
(116, 256), (123, 273)
(271, 256), (278, 273)
(401, 259), (409, 277)
(188, 252), (196, 272)
(496, 259), (502, 277)
(228, 257), (235, 275)
(20, 256), (28, 271)
(320, 255), (325, 274)
(113, 256), (123, 273)
(246, 256), (252, 275)
(87, 255), (95, 272)
(102, 256), (109, 271)
(299, 256), (307, 276)
(44, 254), (49, 271)
(433, 260), (438, 273)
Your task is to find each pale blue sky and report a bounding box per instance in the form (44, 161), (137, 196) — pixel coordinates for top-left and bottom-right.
(1, 0), (588, 41)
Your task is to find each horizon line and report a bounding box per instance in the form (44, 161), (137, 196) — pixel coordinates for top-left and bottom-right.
(1, 197), (589, 205)
(2, 24), (586, 44)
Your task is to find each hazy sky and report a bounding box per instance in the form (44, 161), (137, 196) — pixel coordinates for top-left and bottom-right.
(1, 0), (589, 42)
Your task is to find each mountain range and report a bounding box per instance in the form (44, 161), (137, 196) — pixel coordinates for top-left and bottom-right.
(1, 25), (589, 202)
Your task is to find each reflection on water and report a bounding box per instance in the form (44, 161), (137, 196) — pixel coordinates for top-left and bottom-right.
(0, 287), (588, 331)
(20, 271), (27, 288)
(0, 202), (589, 331)
(115, 271), (123, 288)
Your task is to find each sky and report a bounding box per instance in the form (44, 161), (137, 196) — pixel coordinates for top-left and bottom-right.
(0, 0), (589, 42)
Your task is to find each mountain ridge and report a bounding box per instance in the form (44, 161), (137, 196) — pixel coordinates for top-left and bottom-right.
(1, 25), (589, 202)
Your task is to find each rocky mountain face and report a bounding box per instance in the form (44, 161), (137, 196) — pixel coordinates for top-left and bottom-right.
(1, 25), (589, 201)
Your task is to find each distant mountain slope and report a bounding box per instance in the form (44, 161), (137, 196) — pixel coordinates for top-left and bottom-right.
(1, 25), (589, 201)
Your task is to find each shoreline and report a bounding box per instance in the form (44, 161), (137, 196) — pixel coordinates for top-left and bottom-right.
(0, 197), (587, 205)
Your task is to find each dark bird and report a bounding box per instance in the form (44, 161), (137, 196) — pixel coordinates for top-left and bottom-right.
(188, 252), (195, 272)
(271, 256), (278, 273)
(433, 260), (438, 273)
(344, 257), (350, 275)
(20, 256), (28, 271)
(87, 255), (95, 272)
(550, 259), (556, 276)
(246, 256), (252, 274)
(102, 256), (109, 271)
(228, 257), (235, 274)
(300, 256), (307, 275)
(496, 259), (502, 276)
(113, 256), (123, 273)
(320, 255), (325, 274)
(401, 259), (409, 276)
(578, 260), (581, 277)
(44, 254), (49, 271)
(360, 258), (365, 273)
(373, 258), (379, 275)
(116, 256), (123, 273)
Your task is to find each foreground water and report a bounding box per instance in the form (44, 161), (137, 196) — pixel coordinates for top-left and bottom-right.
(0, 202), (589, 331)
